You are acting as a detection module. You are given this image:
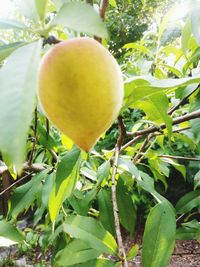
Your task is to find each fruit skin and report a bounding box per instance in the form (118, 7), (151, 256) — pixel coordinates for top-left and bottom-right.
(37, 37), (124, 151)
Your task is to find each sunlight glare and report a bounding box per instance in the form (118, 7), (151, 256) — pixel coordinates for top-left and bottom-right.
(0, 0), (16, 18)
(169, 2), (190, 22)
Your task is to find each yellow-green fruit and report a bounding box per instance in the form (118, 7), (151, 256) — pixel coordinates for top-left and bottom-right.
(37, 37), (124, 151)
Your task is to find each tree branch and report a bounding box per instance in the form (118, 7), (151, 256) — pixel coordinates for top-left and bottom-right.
(168, 85), (200, 115)
(0, 162), (46, 175)
(158, 155), (200, 161)
(133, 133), (154, 163)
(132, 126), (191, 164)
(122, 110), (200, 154)
(126, 109), (200, 137)
(28, 108), (38, 165)
(111, 117), (128, 267)
(0, 172), (33, 197)
(100, 0), (109, 19)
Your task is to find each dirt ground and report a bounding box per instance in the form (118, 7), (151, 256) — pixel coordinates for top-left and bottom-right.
(0, 238), (199, 266)
(124, 234), (200, 267)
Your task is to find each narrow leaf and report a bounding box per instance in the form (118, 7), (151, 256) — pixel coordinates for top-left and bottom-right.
(98, 189), (115, 235)
(175, 190), (200, 214)
(55, 146), (81, 193)
(0, 41), (42, 170)
(49, 152), (82, 222)
(142, 202), (176, 267)
(127, 244), (139, 260)
(55, 240), (101, 266)
(125, 75), (200, 107)
(9, 170), (49, 219)
(35, 0), (48, 21)
(0, 19), (27, 29)
(73, 259), (116, 267)
(63, 215), (118, 255)
(0, 42), (27, 62)
(182, 18), (191, 53)
(116, 177), (137, 234)
(176, 220), (200, 240)
(97, 161), (110, 186)
(53, 2), (108, 39)
(0, 220), (24, 246)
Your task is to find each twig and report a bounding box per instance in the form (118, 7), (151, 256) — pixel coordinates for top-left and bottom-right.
(126, 109), (200, 138)
(49, 149), (59, 163)
(46, 118), (50, 139)
(117, 115), (126, 149)
(172, 126), (191, 133)
(100, 0), (109, 19)
(120, 136), (142, 152)
(168, 85), (200, 115)
(111, 116), (128, 267)
(28, 108), (38, 165)
(132, 126), (191, 164)
(0, 172), (33, 197)
(158, 155), (200, 161)
(133, 133), (154, 163)
(0, 162), (46, 175)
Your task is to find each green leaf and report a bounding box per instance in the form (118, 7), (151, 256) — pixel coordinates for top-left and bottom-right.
(118, 158), (140, 179)
(123, 43), (153, 58)
(0, 19), (27, 29)
(69, 189), (97, 216)
(192, 119), (200, 142)
(63, 215), (118, 255)
(37, 124), (57, 149)
(161, 64), (183, 78)
(97, 161), (110, 186)
(55, 240), (101, 266)
(55, 146), (81, 193)
(109, 0), (117, 8)
(35, 0), (48, 21)
(72, 259), (116, 267)
(159, 157), (186, 178)
(175, 190), (200, 214)
(49, 151), (82, 222)
(0, 41), (42, 170)
(182, 18), (191, 53)
(194, 170), (200, 190)
(81, 167), (97, 181)
(176, 220), (200, 240)
(9, 170), (49, 219)
(98, 189), (115, 235)
(116, 177), (137, 234)
(125, 75), (200, 107)
(0, 220), (24, 246)
(41, 172), (55, 207)
(53, 2), (108, 39)
(0, 42), (27, 62)
(135, 92), (172, 137)
(142, 202), (176, 267)
(127, 244), (139, 260)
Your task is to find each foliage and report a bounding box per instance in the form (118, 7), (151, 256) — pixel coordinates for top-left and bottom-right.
(0, 0), (200, 266)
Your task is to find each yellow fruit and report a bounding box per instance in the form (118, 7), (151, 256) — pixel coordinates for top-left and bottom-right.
(37, 37), (124, 151)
